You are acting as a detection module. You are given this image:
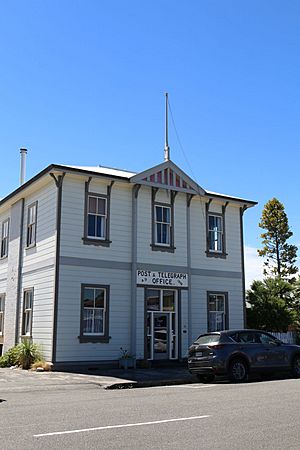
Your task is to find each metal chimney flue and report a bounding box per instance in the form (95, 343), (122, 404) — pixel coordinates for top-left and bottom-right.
(20, 148), (27, 185)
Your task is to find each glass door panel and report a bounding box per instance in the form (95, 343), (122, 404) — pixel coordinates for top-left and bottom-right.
(153, 313), (168, 359)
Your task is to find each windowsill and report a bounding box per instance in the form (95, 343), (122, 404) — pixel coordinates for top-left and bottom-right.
(150, 244), (176, 253)
(25, 244), (36, 250)
(206, 251), (227, 259)
(21, 334), (32, 339)
(78, 335), (110, 343)
(82, 237), (112, 247)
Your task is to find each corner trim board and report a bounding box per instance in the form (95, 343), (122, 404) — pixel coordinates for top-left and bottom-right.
(51, 173), (65, 363)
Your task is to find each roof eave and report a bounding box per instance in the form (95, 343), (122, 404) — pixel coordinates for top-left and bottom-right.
(0, 164), (131, 209)
(204, 191), (257, 207)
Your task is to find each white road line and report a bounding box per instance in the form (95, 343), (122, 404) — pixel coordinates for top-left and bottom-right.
(181, 384), (216, 389)
(34, 415), (211, 438)
(152, 384), (216, 389)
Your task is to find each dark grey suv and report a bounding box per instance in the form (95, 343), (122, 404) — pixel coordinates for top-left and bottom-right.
(188, 329), (300, 383)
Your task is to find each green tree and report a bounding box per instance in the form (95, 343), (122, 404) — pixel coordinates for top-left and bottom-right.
(246, 277), (296, 332)
(291, 277), (300, 330)
(258, 198), (298, 281)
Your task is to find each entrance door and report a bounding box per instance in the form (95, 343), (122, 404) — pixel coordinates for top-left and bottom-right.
(146, 289), (178, 360)
(153, 313), (169, 360)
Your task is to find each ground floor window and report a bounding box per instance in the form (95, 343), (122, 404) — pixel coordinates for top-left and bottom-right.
(207, 292), (228, 331)
(22, 289), (34, 336)
(146, 289), (178, 360)
(79, 284), (110, 343)
(0, 294), (5, 335)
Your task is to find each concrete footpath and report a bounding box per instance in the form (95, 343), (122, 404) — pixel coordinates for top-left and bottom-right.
(0, 365), (198, 393)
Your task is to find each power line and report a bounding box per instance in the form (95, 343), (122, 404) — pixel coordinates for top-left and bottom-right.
(167, 97), (207, 222)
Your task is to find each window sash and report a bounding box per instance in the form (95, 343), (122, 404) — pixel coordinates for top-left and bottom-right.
(82, 287), (106, 335)
(208, 294), (226, 332)
(155, 206), (171, 245)
(1, 220), (9, 258)
(87, 196), (107, 239)
(0, 295), (4, 335)
(23, 290), (33, 336)
(208, 311), (225, 331)
(208, 215), (223, 252)
(27, 204), (37, 247)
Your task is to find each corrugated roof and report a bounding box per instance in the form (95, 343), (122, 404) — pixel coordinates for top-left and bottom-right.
(205, 190), (257, 205)
(64, 165), (136, 178)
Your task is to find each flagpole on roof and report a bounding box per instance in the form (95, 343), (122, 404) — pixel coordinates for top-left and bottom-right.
(164, 92), (170, 161)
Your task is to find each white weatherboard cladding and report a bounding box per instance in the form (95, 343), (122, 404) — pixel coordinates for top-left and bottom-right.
(19, 267), (55, 360)
(155, 189), (170, 203)
(137, 187), (187, 266)
(3, 200), (23, 351)
(0, 210), (10, 281)
(190, 201), (243, 272)
(56, 265), (131, 362)
(88, 179), (109, 195)
(22, 180), (57, 270)
(208, 202), (223, 214)
(16, 180), (57, 360)
(190, 275), (244, 343)
(60, 176), (132, 262)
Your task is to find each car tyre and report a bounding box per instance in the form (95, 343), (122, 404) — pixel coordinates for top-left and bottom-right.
(228, 358), (248, 383)
(291, 355), (300, 378)
(196, 374), (215, 383)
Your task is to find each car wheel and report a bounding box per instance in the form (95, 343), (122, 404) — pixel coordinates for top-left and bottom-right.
(196, 374), (215, 383)
(228, 358), (248, 383)
(291, 355), (300, 378)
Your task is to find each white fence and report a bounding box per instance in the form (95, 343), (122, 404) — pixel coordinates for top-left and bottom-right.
(268, 331), (297, 344)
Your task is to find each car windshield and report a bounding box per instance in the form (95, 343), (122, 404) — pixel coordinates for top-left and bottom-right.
(194, 334), (220, 345)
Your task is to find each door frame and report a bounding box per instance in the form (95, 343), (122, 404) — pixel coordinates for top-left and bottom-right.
(144, 288), (181, 361)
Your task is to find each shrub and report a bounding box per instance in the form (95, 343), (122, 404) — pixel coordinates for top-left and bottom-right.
(31, 360), (52, 371)
(18, 339), (43, 370)
(0, 339), (43, 369)
(0, 346), (20, 368)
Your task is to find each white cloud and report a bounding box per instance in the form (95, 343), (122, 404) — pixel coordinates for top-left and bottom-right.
(244, 246), (265, 288)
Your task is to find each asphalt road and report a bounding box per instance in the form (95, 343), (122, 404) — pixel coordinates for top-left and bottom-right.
(0, 378), (299, 450)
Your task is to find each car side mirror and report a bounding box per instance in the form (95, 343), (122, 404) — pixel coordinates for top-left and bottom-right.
(271, 339), (282, 346)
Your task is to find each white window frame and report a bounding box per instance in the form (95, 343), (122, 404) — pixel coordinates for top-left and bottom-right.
(82, 286), (107, 336)
(207, 293), (227, 332)
(155, 205), (171, 246)
(26, 203), (37, 248)
(22, 289), (33, 336)
(0, 294), (5, 336)
(87, 195), (107, 240)
(208, 214), (223, 253)
(1, 219), (9, 258)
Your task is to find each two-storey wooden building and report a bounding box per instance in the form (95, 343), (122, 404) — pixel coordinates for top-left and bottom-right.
(0, 158), (256, 367)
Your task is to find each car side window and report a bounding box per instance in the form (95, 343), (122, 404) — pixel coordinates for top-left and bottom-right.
(229, 333), (240, 343)
(258, 333), (276, 345)
(239, 332), (256, 344)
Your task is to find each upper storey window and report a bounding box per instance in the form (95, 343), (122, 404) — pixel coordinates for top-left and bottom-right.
(87, 195), (107, 239)
(151, 188), (176, 253)
(206, 202), (227, 259)
(83, 183), (113, 247)
(1, 219), (9, 258)
(26, 202), (37, 248)
(155, 205), (171, 246)
(208, 214), (223, 253)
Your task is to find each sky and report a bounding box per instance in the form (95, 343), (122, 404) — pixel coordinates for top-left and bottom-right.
(0, 1), (300, 286)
